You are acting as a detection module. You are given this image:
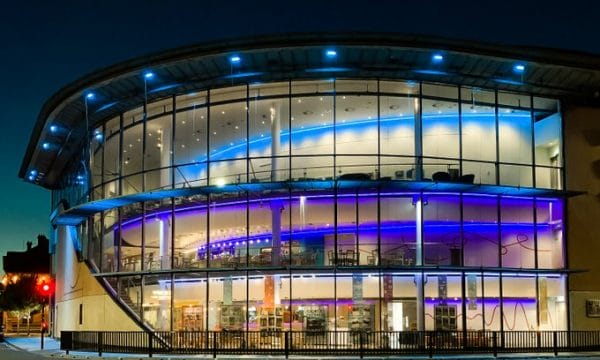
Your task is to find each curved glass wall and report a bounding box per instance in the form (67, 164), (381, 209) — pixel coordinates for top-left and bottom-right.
(87, 190), (567, 333)
(85, 79), (563, 203)
(94, 192), (564, 273)
(67, 77), (568, 336)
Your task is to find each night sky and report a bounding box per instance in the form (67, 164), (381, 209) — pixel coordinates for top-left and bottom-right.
(0, 0), (598, 267)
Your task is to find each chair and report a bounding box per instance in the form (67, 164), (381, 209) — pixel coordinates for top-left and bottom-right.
(458, 174), (475, 184)
(345, 250), (356, 266)
(432, 171), (452, 182)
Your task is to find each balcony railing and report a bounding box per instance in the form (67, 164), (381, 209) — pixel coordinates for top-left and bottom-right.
(61, 330), (600, 358)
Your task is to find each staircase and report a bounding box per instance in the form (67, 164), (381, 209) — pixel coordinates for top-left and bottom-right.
(117, 280), (142, 318)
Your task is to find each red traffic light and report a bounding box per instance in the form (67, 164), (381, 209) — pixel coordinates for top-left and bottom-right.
(37, 280), (53, 296)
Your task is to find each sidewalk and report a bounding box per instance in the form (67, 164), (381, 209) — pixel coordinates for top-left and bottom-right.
(5, 335), (600, 359)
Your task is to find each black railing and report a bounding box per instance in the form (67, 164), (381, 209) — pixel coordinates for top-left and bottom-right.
(61, 330), (600, 358)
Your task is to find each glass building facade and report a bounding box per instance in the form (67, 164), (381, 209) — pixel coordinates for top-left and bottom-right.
(58, 78), (567, 338)
(20, 31), (591, 346)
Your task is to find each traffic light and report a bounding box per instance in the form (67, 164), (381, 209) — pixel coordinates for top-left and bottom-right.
(37, 279), (53, 297)
(41, 320), (48, 333)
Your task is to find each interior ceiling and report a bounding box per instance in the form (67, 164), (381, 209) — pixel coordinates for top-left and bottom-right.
(21, 34), (600, 189)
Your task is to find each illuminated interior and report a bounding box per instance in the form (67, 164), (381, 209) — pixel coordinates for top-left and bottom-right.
(70, 79), (567, 339)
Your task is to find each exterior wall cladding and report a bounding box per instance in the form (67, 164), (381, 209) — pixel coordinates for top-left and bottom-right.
(20, 36), (600, 339)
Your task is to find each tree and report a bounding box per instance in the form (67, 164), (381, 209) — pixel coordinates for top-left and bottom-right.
(0, 275), (43, 334)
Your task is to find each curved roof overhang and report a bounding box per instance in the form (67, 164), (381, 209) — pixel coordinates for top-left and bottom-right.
(20, 32), (600, 189)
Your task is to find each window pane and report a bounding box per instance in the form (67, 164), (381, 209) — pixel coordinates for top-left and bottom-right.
(174, 195), (208, 269)
(291, 95), (333, 157)
(534, 97), (562, 189)
(381, 275), (417, 332)
(208, 194), (247, 269)
(144, 115), (172, 190)
(336, 95), (378, 155)
(423, 196), (461, 266)
(173, 272), (207, 331)
(461, 87), (496, 163)
(143, 274), (171, 330)
(501, 275), (536, 331)
(463, 195), (498, 267)
(101, 209), (118, 273)
(104, 133), (120, 183)
(380, 195), (416, 266)
(121, 203), (143, 272)
(499, 96), (532, 165)
(424, 274), (463, 330)
(536, 199), (564, 269)
(174, 105), (208, 188)
(501, 198), (535, 269)
(249, 98), (290, 182)
(144, 199), (172, 270)
(122, 123), (143, 176)
(422, 88), (459, 179)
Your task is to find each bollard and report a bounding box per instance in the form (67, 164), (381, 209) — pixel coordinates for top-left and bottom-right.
(492, 331), (497, 358)
(553, 331), (558, 356)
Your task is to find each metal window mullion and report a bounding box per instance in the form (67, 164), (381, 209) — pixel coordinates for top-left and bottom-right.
(461, 270), (467, 336)
(481, 271), (486, 330)
(333, 79), (338, 267)
(288, 80), (292, 182)
(355, 191), (359, 263)
(116, 208), (122, 272)
(377, 79), (381, 179)
(377, 80), (382, 268)
(142, 80), (148, 193)
(497, 195), (504, 336)
(205, 272), (209, 335)
(534, 198), (539, 270)
(118, 113), (124, 196)
(142, 203), (146, 271)
(246, 84), (249, 185)
(246, 268), (249, 334)
(170, 198), (175, 271)
(206, 90), (211, 269)
(559, 100), (566, 189)
(495, 90), (500, 185)
(416, 82), (424, 181)
(535, 273), (541, 331)
(246, 191), (249, 268)
(530, 94), (536, 187)
(100, 122), (105, 199)
(458, 85), (463, 177)
(169, 272), (174, 331)
(170, 95), (176, 189)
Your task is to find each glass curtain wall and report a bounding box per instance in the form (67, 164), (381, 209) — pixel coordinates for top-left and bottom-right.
(83, 80), (563, 204)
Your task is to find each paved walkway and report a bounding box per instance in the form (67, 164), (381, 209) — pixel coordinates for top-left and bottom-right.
(5, 335), (600, 359)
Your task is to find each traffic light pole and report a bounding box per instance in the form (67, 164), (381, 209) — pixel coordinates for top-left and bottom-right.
(40, 302), (44, 350)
